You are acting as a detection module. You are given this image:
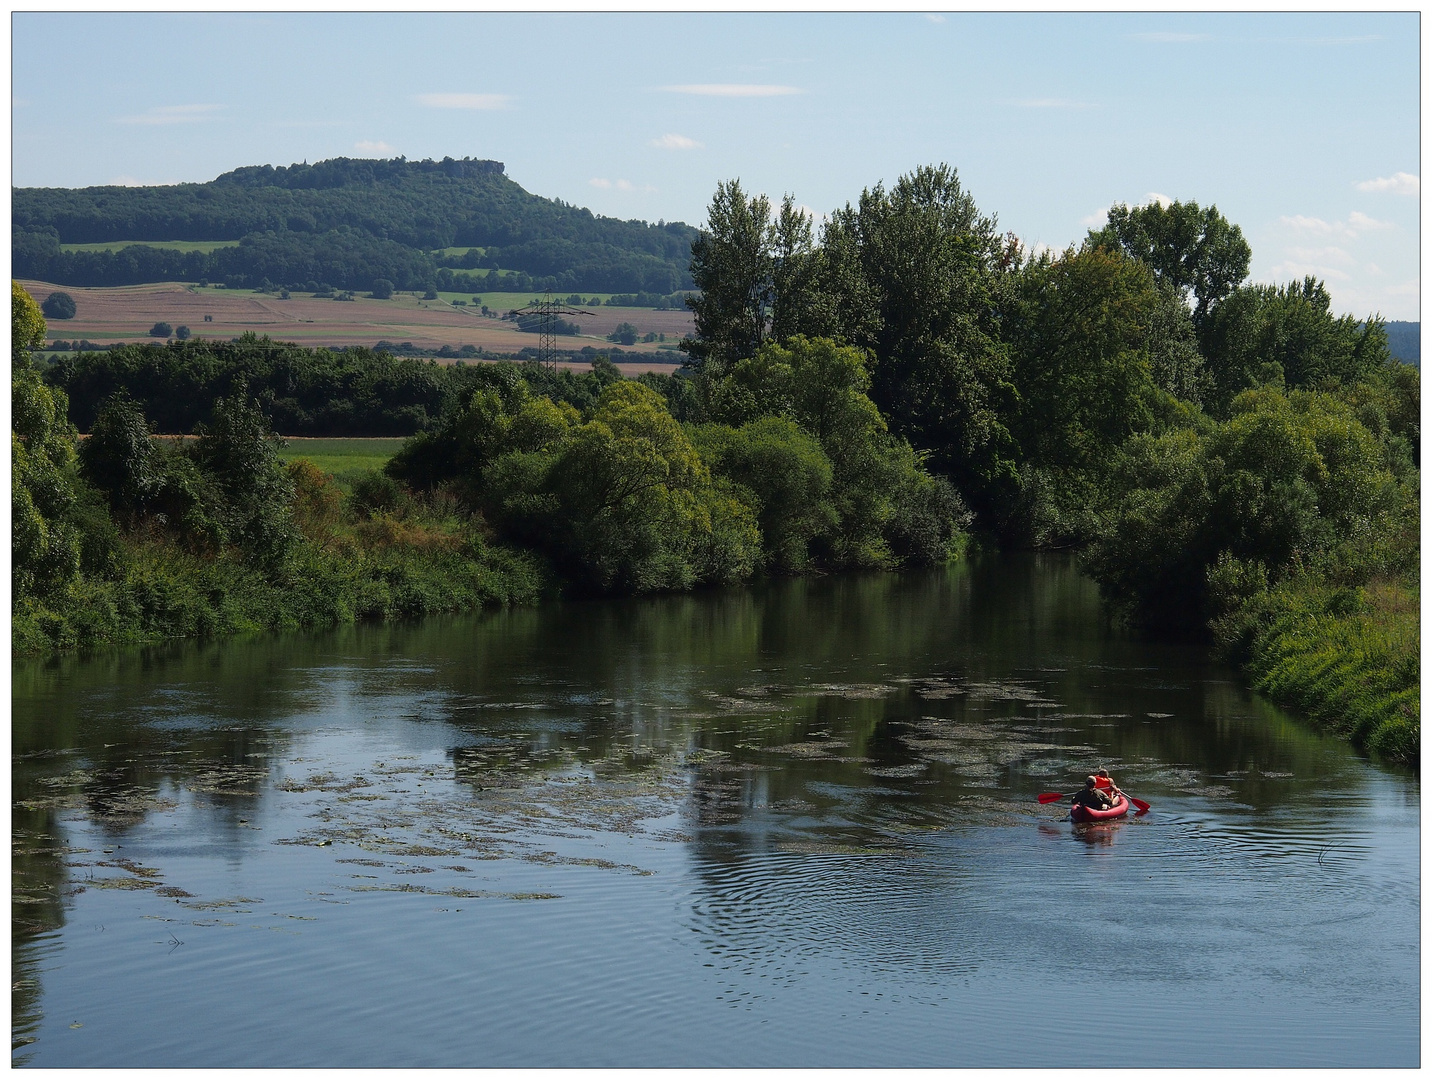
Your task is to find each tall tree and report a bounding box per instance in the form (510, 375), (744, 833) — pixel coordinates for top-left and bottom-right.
(1086, 198), (1251, 331)
(1007, 246), (1164, 474)
(682, 180), (775, 374)
(817, 164), (1018, 511)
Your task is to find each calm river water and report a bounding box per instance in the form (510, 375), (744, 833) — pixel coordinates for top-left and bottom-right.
(12, 554), (1419, 1067)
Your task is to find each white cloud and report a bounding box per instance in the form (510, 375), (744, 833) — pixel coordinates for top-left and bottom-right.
(1348, 211), (1392, 231)
(1145, 192), (1173, 208)
(116, 103), (223, 125)
(662, 84), (803, 97)
(1355, 172), (1418, 196)
(355, 140), (395, 154)
(413, 92), (510, 110)
(1279, 212), (1391, 240)
(651, 133), (702, 150)
(1012, 98), (1094, 109)
(1283, 245), (1355, 266)
(1316, 277), (1419, 322)
(1130, 31), (1212, 43)
(589, 178), (654, 193)
(1266, 259), (1352, 282)
(1280, 214), (1338, 235)
(924, 13), (946, 23)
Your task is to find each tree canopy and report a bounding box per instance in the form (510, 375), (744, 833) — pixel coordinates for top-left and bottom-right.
(1086, 198), (1251, 330)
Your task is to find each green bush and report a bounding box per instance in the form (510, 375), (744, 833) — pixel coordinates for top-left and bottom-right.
(42, 292), (76, 320)
(12, 534), (551, 657)
(1084, 387), (1403, 631)
(690, 417), (835, 573)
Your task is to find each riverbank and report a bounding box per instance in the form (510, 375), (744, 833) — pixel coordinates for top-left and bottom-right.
(1214, 574), (1419, 767)
(11, 534), (550, 657)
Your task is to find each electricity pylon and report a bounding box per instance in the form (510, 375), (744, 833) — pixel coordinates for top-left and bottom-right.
(511, 294), (591, 367)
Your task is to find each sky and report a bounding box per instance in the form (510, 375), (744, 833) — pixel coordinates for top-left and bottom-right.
(10, 11), (1422, 320)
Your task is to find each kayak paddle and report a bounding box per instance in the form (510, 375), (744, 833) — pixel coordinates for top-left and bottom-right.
(1038, 789), (1151, 813)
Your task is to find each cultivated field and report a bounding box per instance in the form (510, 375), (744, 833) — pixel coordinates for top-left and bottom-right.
(20, 281), (692, 374)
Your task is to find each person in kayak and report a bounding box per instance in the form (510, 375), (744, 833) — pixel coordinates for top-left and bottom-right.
(1071, 776), (1114, 811)
(1095, 768), (1122, 799)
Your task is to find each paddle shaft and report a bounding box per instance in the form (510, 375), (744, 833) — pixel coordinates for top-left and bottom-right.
(1038, 789), (1151, 812)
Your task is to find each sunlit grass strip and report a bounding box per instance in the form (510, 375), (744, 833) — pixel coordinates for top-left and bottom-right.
(278, 439), (407, 490)
(278, 438), (408, 456)
(1239, 578), (1420, 766)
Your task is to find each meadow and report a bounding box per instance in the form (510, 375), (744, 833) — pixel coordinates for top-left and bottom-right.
(277, 437), (406, 490)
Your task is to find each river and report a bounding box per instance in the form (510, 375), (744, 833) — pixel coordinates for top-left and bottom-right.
(11, 554), (1420, 1067)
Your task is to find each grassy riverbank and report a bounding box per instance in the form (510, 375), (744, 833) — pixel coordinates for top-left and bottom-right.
(1214, 574), (1420, 766)
(12, 530), (550, 656)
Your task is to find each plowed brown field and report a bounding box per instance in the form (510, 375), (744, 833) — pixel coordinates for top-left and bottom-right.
(20, 281), (692, 374)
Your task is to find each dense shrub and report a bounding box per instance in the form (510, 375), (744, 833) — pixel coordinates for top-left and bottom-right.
(42, 292), (76, 320)
(1084, 387), (1407, 632)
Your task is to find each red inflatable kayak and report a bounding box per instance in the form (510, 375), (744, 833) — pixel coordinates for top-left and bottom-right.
(1070, 793), (1130, 823)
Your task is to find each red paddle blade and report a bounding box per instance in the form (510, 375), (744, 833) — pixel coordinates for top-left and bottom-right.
(1128, 796), (1151, 812)
(1038, 792), (1072, 804)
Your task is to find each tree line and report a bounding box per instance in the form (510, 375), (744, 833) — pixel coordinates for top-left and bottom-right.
(44, 334), (660, 436)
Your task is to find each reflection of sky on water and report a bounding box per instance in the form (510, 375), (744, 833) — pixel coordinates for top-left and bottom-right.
(11, 556), (1418, 1066)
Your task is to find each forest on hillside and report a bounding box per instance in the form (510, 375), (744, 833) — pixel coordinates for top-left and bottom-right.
(12, 156), (699, 295)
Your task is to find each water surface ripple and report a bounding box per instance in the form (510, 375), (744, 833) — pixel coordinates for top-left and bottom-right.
(11, 555), (1418, 1066)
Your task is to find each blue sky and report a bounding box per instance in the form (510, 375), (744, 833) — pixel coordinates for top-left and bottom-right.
(11, 11), (1421, 320)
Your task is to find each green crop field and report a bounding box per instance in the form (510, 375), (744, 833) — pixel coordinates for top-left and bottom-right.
(59, 240), (241, 254)
(279, 437), (407, 490)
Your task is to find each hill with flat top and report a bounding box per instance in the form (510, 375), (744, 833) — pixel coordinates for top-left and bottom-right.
(13, 156), (699, 296)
